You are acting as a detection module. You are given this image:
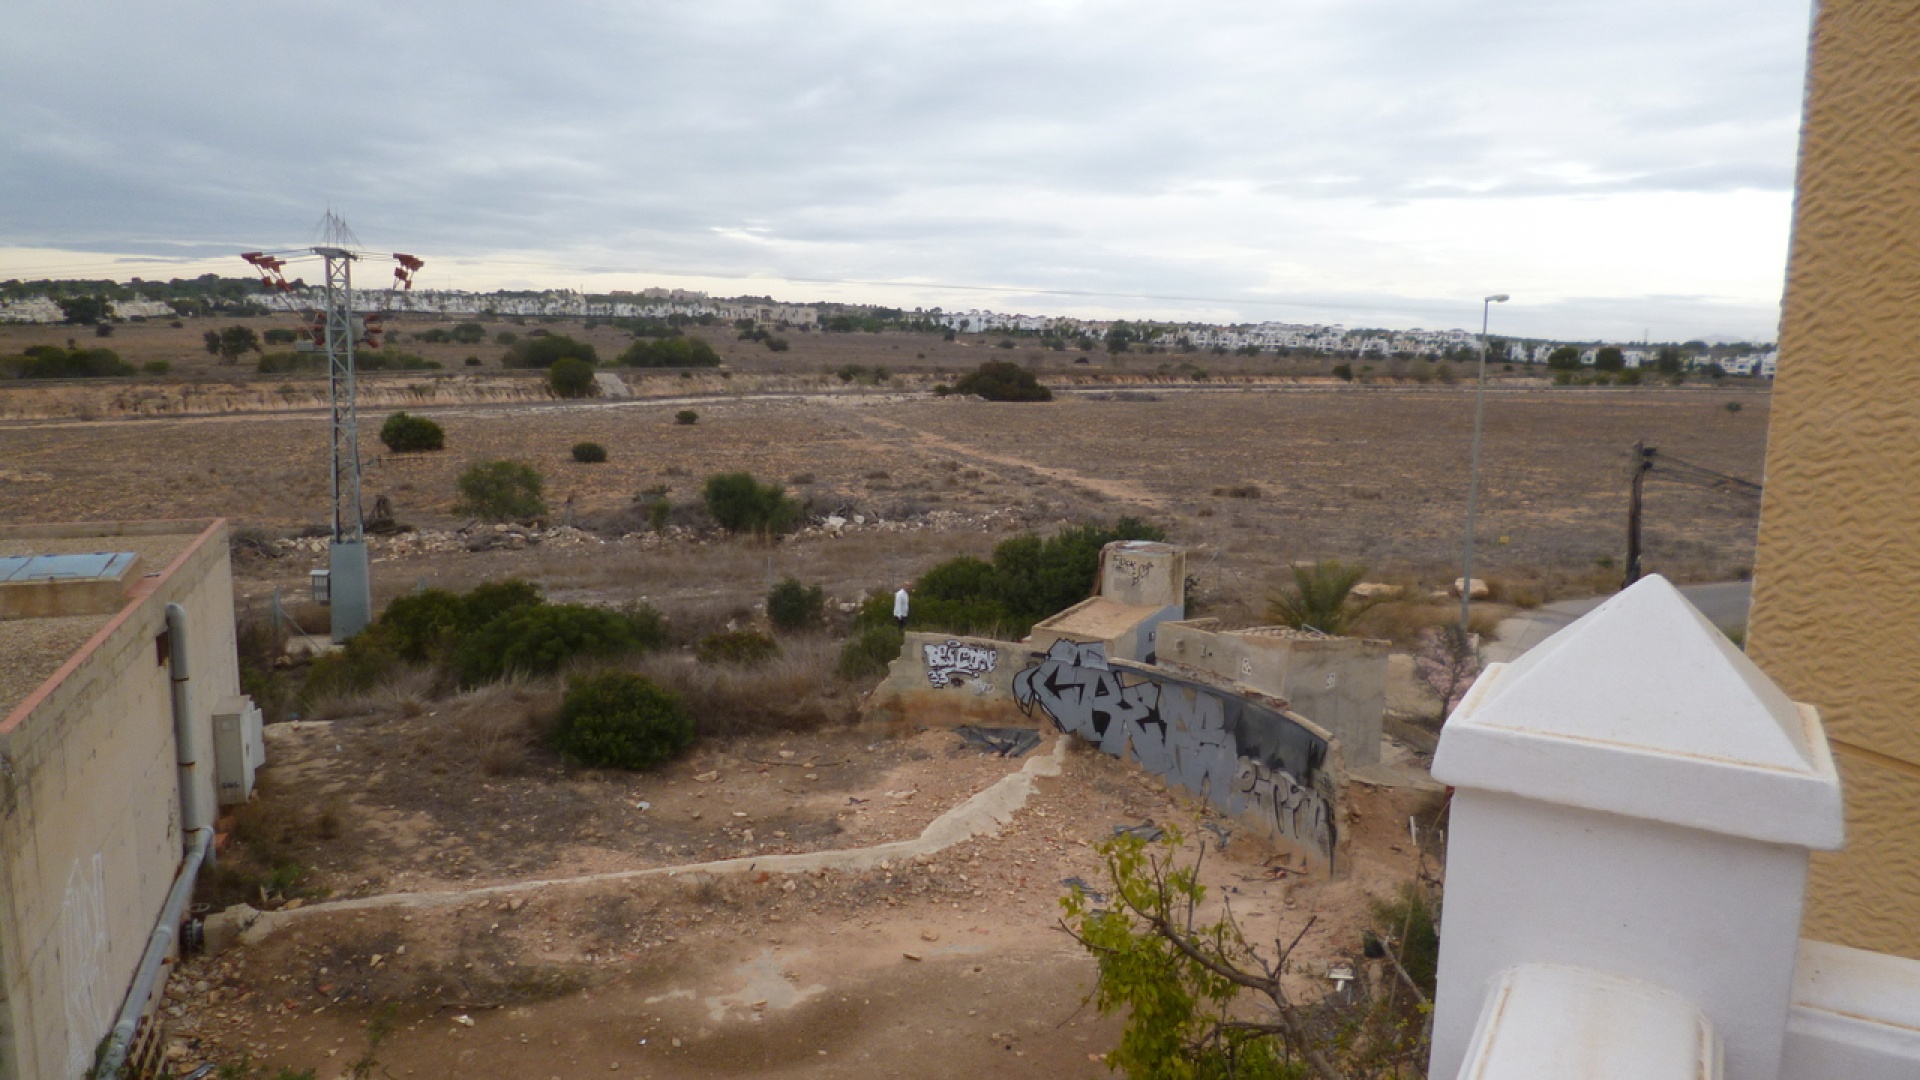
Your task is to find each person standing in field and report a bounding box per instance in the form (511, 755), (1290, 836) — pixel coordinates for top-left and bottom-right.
(894, 584), (910, 629)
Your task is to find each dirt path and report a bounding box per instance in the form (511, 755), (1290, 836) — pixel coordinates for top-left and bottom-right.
(834, 407), (1169, 512)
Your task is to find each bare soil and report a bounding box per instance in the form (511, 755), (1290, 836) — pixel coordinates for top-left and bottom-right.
(170, 729), (1440, 1080)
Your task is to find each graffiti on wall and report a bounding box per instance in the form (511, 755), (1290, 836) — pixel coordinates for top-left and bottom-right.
(1013, 639), (1337, 864)
(1109, 555), (1156, 587)
(61, 853), (110, 1078)
(923, 639), (999, 688)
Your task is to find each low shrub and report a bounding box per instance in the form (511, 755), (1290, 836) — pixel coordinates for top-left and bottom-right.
(503, 334), (598, 369)
(142, 360), (171, 375)
(703, 472), (798, 535)
(456, 460), (547, 522)
(451, 602), (662, 687)
(549, 356), (598, 398)
(551, 673), (693, 770)
(1, 345), (133, 379)
(1268, 559), (1371, 636)
(620, 336), (720, 368)
(572, 441), (609, 463)
(953, 359), (1052, 402)
(380, 411), (445, 453)
(767, 577), (826, 631)
(675, 409), (699, 425)
(696, 630), (779, 666)
(837, 623), (904, 681)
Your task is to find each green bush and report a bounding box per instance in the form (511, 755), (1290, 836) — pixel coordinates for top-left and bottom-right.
(455, 460), (547, 522)
(766, 577), (826, 631)
(865, 518), (1166, 638)
(674, 409), (699, 425)
(571, 441), (608, 463)
(1, 345), (133, 379)
(551, 673), (693, 770)
(460, 579), (545, 628)
(451, 603), (657, 686)
(1332, 363), (1354, 381)
(142, 360), (171, 375)
(703, 472), (798, 534)
(549, 357), (598, 398)
(837, 623), (904, 681)
(503, 334), (598, 369)
(953, 359), (1052, 402)
(299, 631), (403, 704)
(619, 336), (720, 368)
(696, 629), (780, 666)
(1267, 559), (1370, 636)
(374, 588), (469, 663)
(379, 411), (445, 453)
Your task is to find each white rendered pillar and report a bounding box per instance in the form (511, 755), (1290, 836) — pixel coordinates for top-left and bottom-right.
(1428, 576), (1844, 1080)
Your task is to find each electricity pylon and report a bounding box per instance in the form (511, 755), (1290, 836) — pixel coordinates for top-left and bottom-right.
(242, 212), (423, 641)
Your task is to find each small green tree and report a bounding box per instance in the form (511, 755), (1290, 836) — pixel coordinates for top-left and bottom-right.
(571, 441), (608, 463)
(455, 460), (547, 522)
(703, 472), (797, 534)
(551, 672), (693, 770)
(767, 577), (826, 631)
(379, 411), (445, 453)
(451, 321), (487, 344)
(1546, 345), (1582, 371)
(549, 356), (598, 398)
(205, 324), (262, 365)
(1594, 346), (1625, 372)
(57, 295), (113, 325)
(1267, 560), (1371, 636)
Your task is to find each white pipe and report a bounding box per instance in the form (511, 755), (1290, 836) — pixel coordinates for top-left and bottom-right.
(94, 827), (212, 1078)
(165, 602), (209, 841)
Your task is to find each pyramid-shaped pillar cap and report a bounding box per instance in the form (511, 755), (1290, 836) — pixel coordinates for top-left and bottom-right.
(1434, 575), (1843, 849)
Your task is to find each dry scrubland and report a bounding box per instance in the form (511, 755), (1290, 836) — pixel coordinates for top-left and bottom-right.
(0, 350), (1767, 627)
(0, 321), (1767, 1077)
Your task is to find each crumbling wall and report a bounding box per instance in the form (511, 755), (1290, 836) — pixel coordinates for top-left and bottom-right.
(1013, 639), (1348, 871)
(1158, 620), (1387, 766)
(864, 632), (1035, 730)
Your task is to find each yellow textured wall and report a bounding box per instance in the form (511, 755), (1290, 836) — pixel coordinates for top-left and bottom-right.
(1747, 0), (1920, 959)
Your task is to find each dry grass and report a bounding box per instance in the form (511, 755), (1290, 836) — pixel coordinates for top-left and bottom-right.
(626, 636), (859, 740)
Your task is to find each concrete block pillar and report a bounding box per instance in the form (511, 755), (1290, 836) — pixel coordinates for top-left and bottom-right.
(1098, 541), (1184, 609)
(1428, 575), (1845, 1080)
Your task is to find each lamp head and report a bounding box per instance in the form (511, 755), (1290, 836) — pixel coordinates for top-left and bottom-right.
(1486, 294), (1510, 304)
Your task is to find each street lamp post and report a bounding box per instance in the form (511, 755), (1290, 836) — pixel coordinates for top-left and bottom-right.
(1460, 293), (1510, 632)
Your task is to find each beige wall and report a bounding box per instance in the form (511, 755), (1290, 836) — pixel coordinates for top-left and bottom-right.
(1157, 621), (1387, 767)
(1747, 1), (1920, 959)
(0, 522), (237, 1079)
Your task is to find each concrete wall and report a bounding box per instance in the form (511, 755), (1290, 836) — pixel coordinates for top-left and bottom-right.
(0, 521), (237, 1080)
(1098, 541), (1184, 609)
(1746, 0), (1920, 960)
(1158, 620), (1386, 766)
(864, 632), (1036, 730)
(1013, 639), (1347, 870)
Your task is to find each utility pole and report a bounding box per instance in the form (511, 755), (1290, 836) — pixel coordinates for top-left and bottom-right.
(242, 213), (422, 642)
(1624, 441), (1656, 588)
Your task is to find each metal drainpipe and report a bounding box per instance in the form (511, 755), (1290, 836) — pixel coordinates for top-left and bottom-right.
(94, 603), (216, 1077)
(165, 602), (209, 841)
(93, 828), (211, 1078)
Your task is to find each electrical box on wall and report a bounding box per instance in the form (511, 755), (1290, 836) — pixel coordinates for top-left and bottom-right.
(212, 696), (266, 806)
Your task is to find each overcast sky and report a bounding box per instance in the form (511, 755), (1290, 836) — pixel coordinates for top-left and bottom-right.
(1, 1), (1812, 340)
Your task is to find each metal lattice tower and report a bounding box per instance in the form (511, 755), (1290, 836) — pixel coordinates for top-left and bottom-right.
(242, 213), (422, 640)
(317, 246), (363, 546)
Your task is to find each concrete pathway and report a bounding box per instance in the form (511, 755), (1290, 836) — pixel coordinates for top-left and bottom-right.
(1484, 580), (1751, 665)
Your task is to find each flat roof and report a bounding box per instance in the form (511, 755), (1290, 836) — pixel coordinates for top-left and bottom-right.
(0, 523), (211, 719)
